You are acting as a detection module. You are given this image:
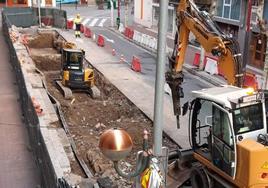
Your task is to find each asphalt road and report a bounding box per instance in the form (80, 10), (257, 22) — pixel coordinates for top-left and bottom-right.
(60, 4), (134, 27)
(91, 27), (213, 104)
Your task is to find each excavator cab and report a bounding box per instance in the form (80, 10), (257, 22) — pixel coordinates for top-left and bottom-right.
(56, 48), (97, 99)
(185, 86), (268, 187)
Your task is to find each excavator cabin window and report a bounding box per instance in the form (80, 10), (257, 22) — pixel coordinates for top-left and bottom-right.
(63, 51), (83, 71)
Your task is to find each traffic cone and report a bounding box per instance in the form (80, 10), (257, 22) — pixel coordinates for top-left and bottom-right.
(112, 49), (116, 56)
(120, 54), (125, 63)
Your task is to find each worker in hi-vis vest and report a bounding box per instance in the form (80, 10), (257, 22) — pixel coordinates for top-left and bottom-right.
(74, 14), (82, 38)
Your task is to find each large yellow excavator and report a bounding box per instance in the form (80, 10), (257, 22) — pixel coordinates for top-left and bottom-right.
(166, 0), (268, 187)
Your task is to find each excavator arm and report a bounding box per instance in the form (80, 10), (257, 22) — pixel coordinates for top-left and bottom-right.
(166, 0), (243, 128)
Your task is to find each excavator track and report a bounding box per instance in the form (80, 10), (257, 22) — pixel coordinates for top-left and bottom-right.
(55, 80), (73, 99)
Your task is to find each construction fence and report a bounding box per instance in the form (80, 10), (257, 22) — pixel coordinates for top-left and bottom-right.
(2, 9), (71, 188)
(2, 7), (67, 28)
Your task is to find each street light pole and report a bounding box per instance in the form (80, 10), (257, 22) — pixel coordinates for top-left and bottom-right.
(125, 0), (128, 27)
(153, 0), (168, 157)
(110, 0), (114, 27)
(116, 0), (120, 28)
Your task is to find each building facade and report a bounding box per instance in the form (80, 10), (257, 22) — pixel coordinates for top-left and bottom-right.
(134, 0), (216, 37)
(0, 0), (56, 7)
(212, 0), (268, 74)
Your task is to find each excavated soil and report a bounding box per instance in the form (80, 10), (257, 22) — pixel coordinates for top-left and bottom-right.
(28, 32), (178, 187)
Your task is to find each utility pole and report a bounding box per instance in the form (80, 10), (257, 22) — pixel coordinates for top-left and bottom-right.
(125, 0), (129, 27)
(153, 0), (168, 158)
(117, 0), (120, 29)
(110, 0), (114, 27)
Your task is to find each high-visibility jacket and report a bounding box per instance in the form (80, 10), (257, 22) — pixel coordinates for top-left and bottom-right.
(74, 17), (81, 25)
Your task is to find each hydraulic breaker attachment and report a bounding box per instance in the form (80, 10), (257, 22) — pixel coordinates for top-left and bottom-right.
(166, 70), (184, 129)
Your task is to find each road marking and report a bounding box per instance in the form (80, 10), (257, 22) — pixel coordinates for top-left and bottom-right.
(101, 35), (114, 43)
(89, 18), (98, 27)
(98, 18), (107, 27)
(82, 18), (90, 25)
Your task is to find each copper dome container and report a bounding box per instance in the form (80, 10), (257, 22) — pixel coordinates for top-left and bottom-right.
(99, 128), (133, 161)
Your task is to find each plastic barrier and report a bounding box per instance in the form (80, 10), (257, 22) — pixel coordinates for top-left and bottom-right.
(192, 53), (200, 67)
(243, 72), (258, 90)
(128, 28), (134, 39)
(153, 39), (158, 50)
(119, 23), (125, 33)
(145, 35), (150, 46)
(255, 75), (264, 89)
(97, 34), (105, 47)
(67, 20), (73, 29)
(84, 27), (91, 38)
(135, 31), (142, 43)
(124, 27), (130, 38)
(131, 56), (141, 72)
(133, 30), (138, 41)
(204, 57), (218, 75)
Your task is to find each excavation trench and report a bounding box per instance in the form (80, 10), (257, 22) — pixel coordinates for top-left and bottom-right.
(27, 31), (178, 187)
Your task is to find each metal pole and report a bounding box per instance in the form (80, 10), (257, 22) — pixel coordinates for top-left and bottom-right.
(110, 0), (114, 27)
(199, 47), (205, 70)
(125, 0), (128, 27)
(118, 0), (120, 19)
(153, 0), (168, 156)
(38, 0), (41, 28)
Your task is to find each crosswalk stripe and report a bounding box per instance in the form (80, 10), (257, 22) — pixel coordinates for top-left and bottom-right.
(89, 18), (98, 27)
(98, 18), (107, 27)
(82, 18), (90, 25)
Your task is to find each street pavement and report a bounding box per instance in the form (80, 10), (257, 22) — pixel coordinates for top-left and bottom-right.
(0, 14), (41, 187)
(60, 3), (134, 27)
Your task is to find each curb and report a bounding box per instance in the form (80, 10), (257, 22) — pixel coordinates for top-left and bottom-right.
(107, 27), (225, 87)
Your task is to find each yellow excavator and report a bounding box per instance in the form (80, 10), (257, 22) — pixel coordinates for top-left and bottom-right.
(55, 42), (99, 99)
(165, 0), (268, 187)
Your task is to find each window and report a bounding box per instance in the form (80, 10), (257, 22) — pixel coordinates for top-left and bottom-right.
(213, 106), (233, 147)
(233, 103), (264, 135)
(216, 0), (241, 21)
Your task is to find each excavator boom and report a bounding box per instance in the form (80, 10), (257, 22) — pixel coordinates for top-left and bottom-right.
(167, 0), (244, 127)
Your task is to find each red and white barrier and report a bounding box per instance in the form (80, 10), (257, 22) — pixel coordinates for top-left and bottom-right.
(204, 57), (218, 75)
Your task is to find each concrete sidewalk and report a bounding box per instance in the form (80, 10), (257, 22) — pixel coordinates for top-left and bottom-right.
(0, 18), (41, 187)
